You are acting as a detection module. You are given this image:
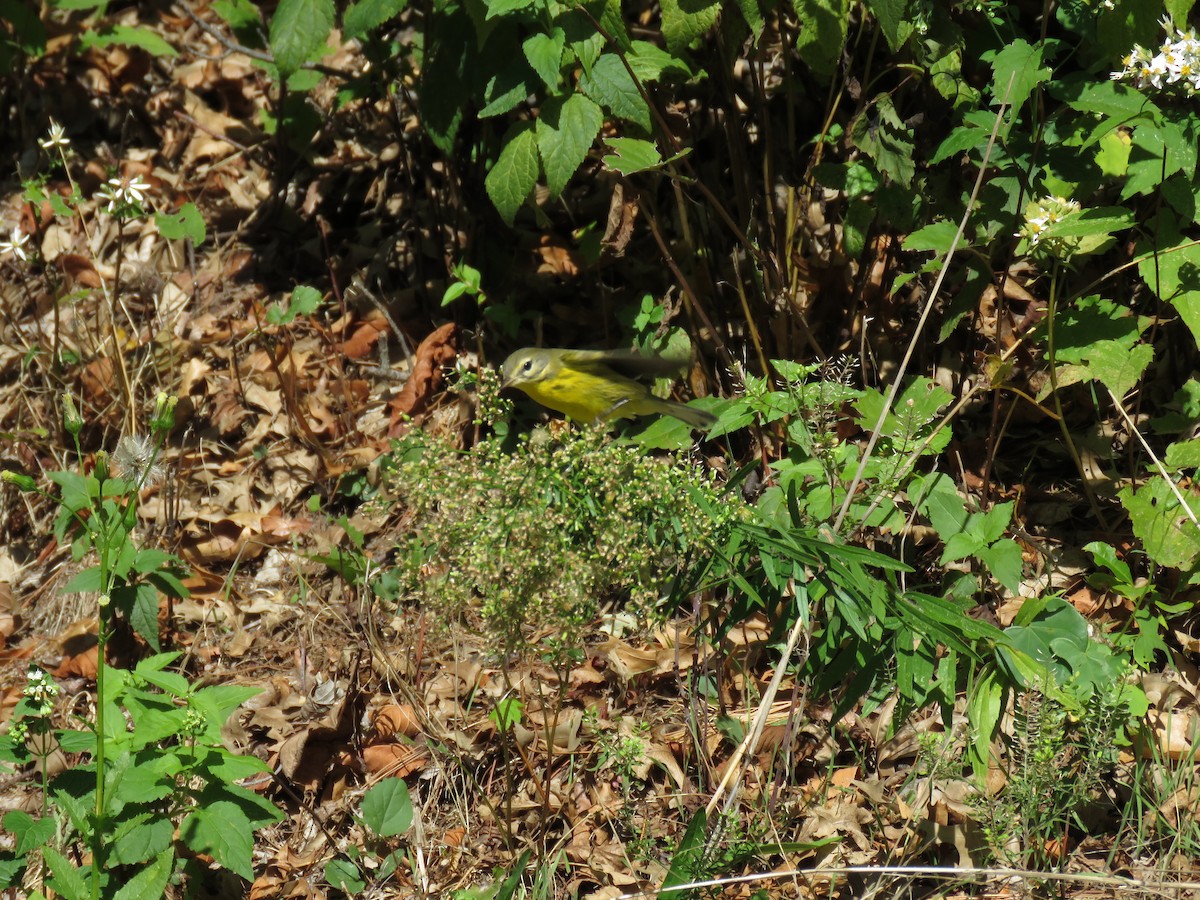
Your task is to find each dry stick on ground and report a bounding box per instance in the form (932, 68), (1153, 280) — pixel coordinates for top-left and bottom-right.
(700, 76), (1020, 832)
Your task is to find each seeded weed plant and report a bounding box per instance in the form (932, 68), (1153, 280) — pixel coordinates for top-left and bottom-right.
(386, 425), (735, 663)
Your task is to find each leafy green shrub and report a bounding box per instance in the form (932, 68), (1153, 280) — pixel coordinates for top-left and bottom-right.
(385, 427), (734, 660)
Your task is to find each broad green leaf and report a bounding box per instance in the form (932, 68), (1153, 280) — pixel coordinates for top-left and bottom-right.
(1118, 479), (1200, 570)
(535, 93), (603, 197)
(110, 812), (174, 866)
(112, 854), (172, 900)
(865, 0), (915, 52)
(486, 123), (539, 225)
(627, 40), (692, 81)
(80, 25), (178, 56)
(482, 0), (535, 17)
(180, 801), (255, 880)
(417, 8), (471, 153)
(580, 53), (650, 131)
(343, 0), (407, 39)
(43, 846), (90, 900)
(2, 811), (54, 856)
(903, 220), (959, 254)
(602, 137), (664, 174)
(850, 95), (914, 186)
(1166, 438), (1200, 469)
(1137, 222), (1200, 346)
(269, 0), (334, 77)
(660, 0), (721, 56)
(795, 0), (850, 81)
(523, 29), (564, 89)
(361, 778), (414, 836)
(1084, 540), (1132, 584)
(977, 539), (1024, 593)
(155, 203), (205, 244)
(988, 39), (1049, 110)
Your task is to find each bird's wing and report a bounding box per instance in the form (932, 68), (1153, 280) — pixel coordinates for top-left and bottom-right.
(561, 349), (689, 379)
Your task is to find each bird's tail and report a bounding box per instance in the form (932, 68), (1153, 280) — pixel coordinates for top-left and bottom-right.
(651, 399), (717, 429)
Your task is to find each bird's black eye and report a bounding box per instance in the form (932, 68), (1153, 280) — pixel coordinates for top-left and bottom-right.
(522, 360), (533, 371)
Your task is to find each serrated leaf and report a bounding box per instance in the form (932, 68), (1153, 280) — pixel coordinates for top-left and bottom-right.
(795, 0), (849, 81)
(486, 123), (539, 225)
(865, 0), (914, 52)
(270, 0), (334, 77)
(580, 53), (650, 131)
(1118, 479), (1200, 570)
(602, 137), (664, 174)
(43, 846), (90, 900)
(523, 30), (565, 89)
(535, 93), (602, 197)
(112, 853), (172, 900)
(627, 40), (691, 80)
(660, 0), (720, 56)
(989, 39), (1050, 109)
(343, 0), (407, 39)
(180, 801), (255, 880)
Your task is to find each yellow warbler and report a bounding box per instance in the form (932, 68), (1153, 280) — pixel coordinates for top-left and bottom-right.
(500, 347), (716, 429)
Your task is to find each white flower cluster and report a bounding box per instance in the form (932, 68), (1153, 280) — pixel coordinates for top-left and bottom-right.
(1111, 16), (1200, 94)
(1017, 195), (1081, 251)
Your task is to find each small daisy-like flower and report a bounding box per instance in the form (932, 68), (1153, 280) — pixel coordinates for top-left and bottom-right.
(1113, 17), (1200, 95)
(38, 119), (69, 150)
(0, 227), (29, 261)
(97, 174), (152, 214)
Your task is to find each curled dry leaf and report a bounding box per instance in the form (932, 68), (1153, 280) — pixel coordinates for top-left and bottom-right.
(388, 321), (458, 433)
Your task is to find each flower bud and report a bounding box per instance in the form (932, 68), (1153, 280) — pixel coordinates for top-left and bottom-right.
(62, 393), (83, 436)
(0, 471), (36, 491)
(151, 392), (177, 434)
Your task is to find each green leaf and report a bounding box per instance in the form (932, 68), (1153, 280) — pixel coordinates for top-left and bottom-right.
(659, 0), (721, 56)
(486, 122), (539, 225)
(343, 0), (407, 39)
(112, 854), (172, 900)
(43, 846), (90, 900)
(361, 778), (414, 836)
(270, 0), (335, 77)
(988, 39), (1049, 110)
(580, 53), (650, 131)
(2, 811), (54, 856)
(865, 0), (915, 52)
(129, 582), (162, 651)
(418, 8), (471, 152)
(325, 858), (366, 893)
(903, 220), (959, 254)
(627, 40), (691, 81)
(850, 95), (914, 186)
(213, 0), (262, 32)
(523, 29), (565, 89)
(1118, 479), (1200, 570)
(80, 25), (178, 56)
(602, 137), (665, 174)
(482, 0), (535, 17)
(180, 801), (255, 880)
(155, 203), (206, 244)
(1084, 540), (1132, 584)
(111, 812), (174, 866)
(535, 93), (603, 197)
(662, 807), (707, 889)
(1166, 438), (1200, 469)
(977, 539), (1024, 593)
(794, 0), (850, 81)
(1139, 219), (1200, 344)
